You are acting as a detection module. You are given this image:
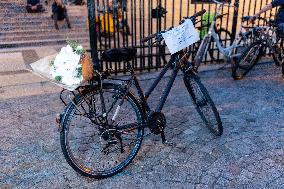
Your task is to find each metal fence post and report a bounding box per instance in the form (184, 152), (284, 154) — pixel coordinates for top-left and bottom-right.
(87, 0), (100, 69)
(231, 0), (240, 41)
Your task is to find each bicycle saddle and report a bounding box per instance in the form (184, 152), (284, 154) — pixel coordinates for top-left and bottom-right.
(102, 47), (137, 62)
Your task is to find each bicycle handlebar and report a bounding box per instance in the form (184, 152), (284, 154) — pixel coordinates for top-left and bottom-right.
(141, 33), (157, 43)
(241, 16), (271, 25)
(141, 9), (206, 43)
(212, 0), (234, 7)
(190, 9), (207, 19)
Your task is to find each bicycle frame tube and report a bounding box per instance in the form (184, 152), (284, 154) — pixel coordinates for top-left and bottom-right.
(195, 5), (230, 62)
(132, 55), (178, 113)
(206, 4), (240, 58)
(155, 67), (178, 112)
(144, 59), (172, 99)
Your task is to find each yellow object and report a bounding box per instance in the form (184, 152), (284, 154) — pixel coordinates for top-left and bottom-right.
(81, 53), (94, 81)
(99, 13), (115, 33)
(86, 13), (115, 33)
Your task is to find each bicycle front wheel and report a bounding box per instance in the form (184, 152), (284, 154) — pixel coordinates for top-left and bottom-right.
(60, 83), (145, 178)
(232, 41), (263, 80)
(183, 73), (223, 136)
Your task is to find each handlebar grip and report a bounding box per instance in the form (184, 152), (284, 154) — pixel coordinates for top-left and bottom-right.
(191, 9), (206, 19)
(141, 33), (156, 43)
(241, 16), (251, 22)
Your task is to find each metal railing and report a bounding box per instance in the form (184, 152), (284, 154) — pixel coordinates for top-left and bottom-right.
(86, 0), (278, 74)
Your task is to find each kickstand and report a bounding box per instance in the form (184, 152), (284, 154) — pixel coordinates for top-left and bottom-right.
(161, 131), (173, 146)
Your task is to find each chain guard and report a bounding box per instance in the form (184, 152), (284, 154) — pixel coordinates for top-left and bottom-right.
(148, 112), (166, 135)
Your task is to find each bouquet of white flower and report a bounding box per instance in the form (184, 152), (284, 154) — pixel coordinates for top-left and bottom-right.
(30, 41), (93, 91)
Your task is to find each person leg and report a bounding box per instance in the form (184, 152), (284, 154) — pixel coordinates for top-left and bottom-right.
(64, 10), (72, 29)
(53, 13), (59, 30)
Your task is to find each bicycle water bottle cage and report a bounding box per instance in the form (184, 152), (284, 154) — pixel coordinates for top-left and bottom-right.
(101, 48), (137, 62)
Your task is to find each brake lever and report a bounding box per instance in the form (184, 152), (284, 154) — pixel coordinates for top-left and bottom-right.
(148, 40), (158, 48)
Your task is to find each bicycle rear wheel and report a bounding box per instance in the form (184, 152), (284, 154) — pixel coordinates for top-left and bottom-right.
(183, 73), (223, 136)
(60, 83), (144, 178)
(232, 41), (263, 80)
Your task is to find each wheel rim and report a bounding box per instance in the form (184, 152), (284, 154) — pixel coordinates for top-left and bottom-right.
(238, 44), (261, 70)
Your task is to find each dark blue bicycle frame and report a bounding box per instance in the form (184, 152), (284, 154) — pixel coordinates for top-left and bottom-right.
(129, 54), (180, 114)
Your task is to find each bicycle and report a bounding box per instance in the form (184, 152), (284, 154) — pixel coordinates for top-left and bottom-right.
(193, 0), (258, 73)
(57, 10), (223, 178)
(233, 17), (284, 80)
(194, 11), (233, 62)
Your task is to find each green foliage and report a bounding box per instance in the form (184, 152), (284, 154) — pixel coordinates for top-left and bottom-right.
(50, 60), (56, 71)
(75, 67), (82, 78)
(50, 60), (55, 66)
(66, 39), (85, 55)
(66, 39), (78, 50)
(55, 76), (62, 82)
(75, 48), (85, 55)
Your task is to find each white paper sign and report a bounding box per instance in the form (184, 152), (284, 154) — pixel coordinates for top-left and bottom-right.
(162, 19), (199, 54)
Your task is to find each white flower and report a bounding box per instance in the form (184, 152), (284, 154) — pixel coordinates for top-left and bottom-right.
(50, 44), (84, 87)
(76, 45), (83, 51)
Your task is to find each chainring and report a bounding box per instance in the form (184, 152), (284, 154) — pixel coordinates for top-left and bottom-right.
(148, 112), (166, 135)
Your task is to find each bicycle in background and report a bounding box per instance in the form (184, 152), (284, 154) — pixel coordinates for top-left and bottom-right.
(233, 17), (284, 79)
(192, 0), (259, 76)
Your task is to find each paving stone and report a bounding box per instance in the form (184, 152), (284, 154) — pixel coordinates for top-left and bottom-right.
(0, 52), (25, 72)
(1, 62), (284, 188)
(22, 50), (39, 64)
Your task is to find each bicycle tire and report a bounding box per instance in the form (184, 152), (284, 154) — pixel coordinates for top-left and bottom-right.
(230, 30), (255, 78)
(193, 35), (211, 71)
(208, 28), (233, 62)
(183, 73), (223, 136)
(60, 83), (145, 178)
(233, 30), (255, 56)
(232, 41), (263, 80)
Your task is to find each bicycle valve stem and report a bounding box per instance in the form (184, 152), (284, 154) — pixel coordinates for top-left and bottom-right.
(112, 105), (121, 121)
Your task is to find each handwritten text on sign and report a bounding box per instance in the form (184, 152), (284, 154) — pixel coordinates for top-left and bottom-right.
(162, 19), (199, 54)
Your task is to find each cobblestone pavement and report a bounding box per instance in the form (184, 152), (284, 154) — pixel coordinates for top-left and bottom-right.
(1, 62), (284, 189)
